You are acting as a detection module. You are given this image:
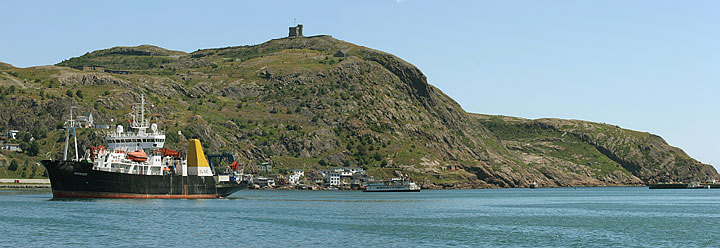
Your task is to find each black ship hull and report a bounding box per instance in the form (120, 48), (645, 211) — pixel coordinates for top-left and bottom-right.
(42, 160), (245, 199)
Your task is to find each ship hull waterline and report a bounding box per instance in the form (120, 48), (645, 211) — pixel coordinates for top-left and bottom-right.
(42, 160), (245, 199)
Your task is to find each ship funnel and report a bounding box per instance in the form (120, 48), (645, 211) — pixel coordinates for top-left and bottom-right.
(187, 139), (213, 176)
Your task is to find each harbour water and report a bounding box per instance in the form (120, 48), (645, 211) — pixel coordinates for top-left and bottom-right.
(2, 187), (720, 247)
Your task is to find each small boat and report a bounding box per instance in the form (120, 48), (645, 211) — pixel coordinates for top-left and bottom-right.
(127, 150), (148, 162)
(363, 178), (420, 192)
(529, 181), (538, 188)
(649, 182), (706, 189)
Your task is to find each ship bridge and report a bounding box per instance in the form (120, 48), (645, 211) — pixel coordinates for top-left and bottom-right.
(106, 94), (165, 151)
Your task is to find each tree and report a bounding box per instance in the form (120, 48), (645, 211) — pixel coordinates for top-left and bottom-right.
(32, 127), (47, 140)
(26, 141), (40, 156)
(8, 160), (18, 171)
(76, 90), (83, 99)
(65, 90), (73, 97)
(31, 166), (38, 178)
(18, 132), (32, 143)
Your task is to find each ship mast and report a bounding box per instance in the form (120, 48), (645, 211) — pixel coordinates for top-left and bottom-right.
(63, 106), (79, 161)
(131, 94), (149, 136)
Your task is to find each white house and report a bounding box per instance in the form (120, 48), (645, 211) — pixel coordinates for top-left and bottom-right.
(1, 143), (22, 152)
(259, 162), (272, 173)
(8, 130), (19, 140)
(290, 169), (304, 176)
(318, 170), (331, 177)
(288, 173), (301, 185)
(253, 177), (275, 187)
(332, 167), (364, 176)
(325, 172), (340, 186)
(348, 167), (364, 174)
(339, 170), (353, 177)
(76, 113), (94, 128)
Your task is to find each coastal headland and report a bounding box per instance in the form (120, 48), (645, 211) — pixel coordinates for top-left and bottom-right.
(0, 34), (715, 189)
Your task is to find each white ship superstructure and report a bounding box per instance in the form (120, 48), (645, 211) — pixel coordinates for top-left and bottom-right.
(106, 94), (165, 151)
(70, 94), (211, 177)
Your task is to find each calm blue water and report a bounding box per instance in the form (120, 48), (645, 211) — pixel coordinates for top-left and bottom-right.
(2, 187), (720, 247)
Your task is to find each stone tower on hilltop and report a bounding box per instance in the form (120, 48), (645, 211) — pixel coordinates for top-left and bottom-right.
(289, 24), (303, 38)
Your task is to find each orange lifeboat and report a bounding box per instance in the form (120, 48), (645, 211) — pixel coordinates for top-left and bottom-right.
(127, 150), (148, 162)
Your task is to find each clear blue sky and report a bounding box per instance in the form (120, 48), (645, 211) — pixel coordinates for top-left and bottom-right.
(2, 1), (718, 170)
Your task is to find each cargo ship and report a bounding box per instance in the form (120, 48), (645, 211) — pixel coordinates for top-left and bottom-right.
(42, 95), (245, 199)
(363, 178), (420, 192)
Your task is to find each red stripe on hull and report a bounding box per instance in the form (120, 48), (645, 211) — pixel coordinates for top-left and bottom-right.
(52, 190), (220, 199)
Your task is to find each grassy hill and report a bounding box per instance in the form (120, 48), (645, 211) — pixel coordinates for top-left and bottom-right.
(0, 35), (715, 187)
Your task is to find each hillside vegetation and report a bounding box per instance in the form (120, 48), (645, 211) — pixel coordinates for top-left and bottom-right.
(0, 35), (715, 187)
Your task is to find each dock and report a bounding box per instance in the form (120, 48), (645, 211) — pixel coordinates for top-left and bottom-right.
(0, 179), (51, 189)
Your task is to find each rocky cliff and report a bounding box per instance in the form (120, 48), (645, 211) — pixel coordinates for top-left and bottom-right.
(473, 115), (717, 186)
(0, 35), (715, 186)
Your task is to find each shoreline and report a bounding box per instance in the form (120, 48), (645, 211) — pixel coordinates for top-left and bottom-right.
(250, 184), (650, 191)
(0, 180), (650, 191)
(0, 185), (655, 193)
(0, 184), (51, 189)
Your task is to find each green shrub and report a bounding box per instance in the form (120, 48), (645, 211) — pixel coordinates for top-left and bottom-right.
(26, 141), (40, 156)
(8, 160), (18, 171)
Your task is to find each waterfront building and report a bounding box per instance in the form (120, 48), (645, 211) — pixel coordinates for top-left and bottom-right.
(325, 172), (340, 186)
(288, 173), (301, 185)
(253, 177), (275, 187)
